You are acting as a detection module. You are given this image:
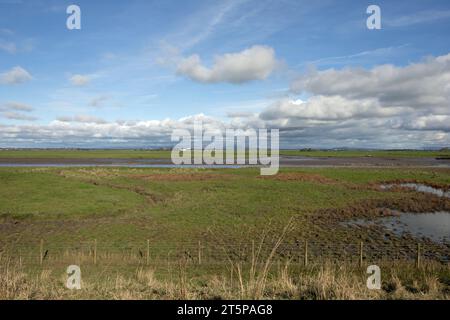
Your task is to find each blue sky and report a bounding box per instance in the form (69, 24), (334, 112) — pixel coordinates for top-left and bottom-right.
(1, 0), (450, 148)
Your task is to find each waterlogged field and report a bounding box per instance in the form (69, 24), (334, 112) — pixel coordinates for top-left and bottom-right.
(0, 166), (449, 299)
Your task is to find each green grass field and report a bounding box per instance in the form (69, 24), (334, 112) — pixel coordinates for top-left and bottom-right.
(1, 166), (449, 247)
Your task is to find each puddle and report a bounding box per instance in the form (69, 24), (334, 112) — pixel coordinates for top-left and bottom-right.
(344, 212), (450, 243)
(381, 183), (450, 198)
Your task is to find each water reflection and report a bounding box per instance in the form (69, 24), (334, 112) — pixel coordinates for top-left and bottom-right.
(381, 183), (450, 198)
(344, 212), (450, 243)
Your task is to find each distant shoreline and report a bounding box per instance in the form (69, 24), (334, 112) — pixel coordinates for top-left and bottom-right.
(0, 149), (449, 160)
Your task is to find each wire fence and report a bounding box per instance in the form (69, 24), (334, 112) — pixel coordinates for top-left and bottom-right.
(1, 239), (449, 268)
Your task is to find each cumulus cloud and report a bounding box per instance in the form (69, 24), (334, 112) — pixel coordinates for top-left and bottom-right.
(260, 97), (409, 122)
(254, 53), (450, 147)
(0, 112), (447, 149)
(290, 53), (450, 112)
(176, 45), (278, 84)
(0, 114), (238, 147)
(0, 66), (32, 85)
(1, 53), (450, 149)
(69, 74), (91, 86)
(264, 53), (450, 135)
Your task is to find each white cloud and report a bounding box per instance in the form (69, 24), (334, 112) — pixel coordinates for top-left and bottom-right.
(69, 74), (91, 86)
(0, 111), (448, 149)
(0, 114), (236, 147)
(260, 97), (410, 121)
(176, 45), (278, 84)
(2, 53), (450, 149)
(255, 52), (450, 147)
(0, 66), (32, 85)
(291, 53), (450, 113)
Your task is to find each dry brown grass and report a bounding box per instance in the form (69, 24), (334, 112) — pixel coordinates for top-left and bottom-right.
(1, 238), (449, 300)
(1, 258), (448, 300)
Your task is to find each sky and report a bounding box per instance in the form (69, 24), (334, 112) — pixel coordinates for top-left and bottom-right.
(0, 0), (450, 148)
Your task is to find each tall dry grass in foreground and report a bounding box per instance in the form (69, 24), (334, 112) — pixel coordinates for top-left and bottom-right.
(1, 218), (449, 300)
(0, 258), (448, 300)
(1, 249), (449, 300)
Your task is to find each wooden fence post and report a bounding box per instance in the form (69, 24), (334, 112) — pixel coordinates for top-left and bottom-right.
(198, 241), (202, 265)
(416, 243), (421, 268)
(359, 241), (364, 268)
(94, 239), (97, 265)
(146, 239), (150, 266)
(39, 239), (44, 266)
(252, 240), (255, 264)
(304, 240), (308, 267)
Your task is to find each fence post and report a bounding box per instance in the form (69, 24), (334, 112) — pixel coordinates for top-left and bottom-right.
(198, 241), (202, 265)
(146, 239), (150, 266)
(416, 243), (421, 268)
(94, 239), (97, 265)
(304, 240), (308, 267)
(359, 241), (364, 268)
(251, 240), (255, 276)
(39, 239), (44, 266)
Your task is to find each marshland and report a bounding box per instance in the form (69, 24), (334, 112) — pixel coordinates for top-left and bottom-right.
(0, 150), (449, 299)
